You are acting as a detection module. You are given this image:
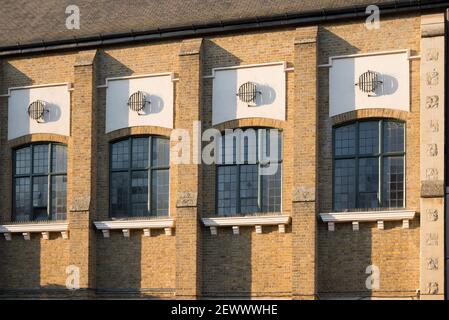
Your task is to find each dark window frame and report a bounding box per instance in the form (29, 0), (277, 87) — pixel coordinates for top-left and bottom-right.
(12, 142), (68, 221)
(332, 119), (406, 211)
(109, 135), (170, 218)
(215, 128), (283, 216)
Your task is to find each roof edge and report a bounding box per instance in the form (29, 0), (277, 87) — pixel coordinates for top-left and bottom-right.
(0, 0), (447, 57)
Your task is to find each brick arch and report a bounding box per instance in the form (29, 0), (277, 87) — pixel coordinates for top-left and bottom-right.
(213, 117), (286, 131)
(7, 133), (69, 149)
(331, 108), (409, 126)
(105, 126), (172, 142)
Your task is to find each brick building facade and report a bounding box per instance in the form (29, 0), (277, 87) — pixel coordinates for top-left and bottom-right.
(0, 0), (448, 299)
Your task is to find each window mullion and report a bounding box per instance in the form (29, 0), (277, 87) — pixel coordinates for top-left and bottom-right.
(379, 120), (383, 207)
(128, 138), (132, 216)
(30, 145), (34, 220)
(47, 143), (52, 220)
(355, 122), (359, 209)
(148, 136), (152, 216)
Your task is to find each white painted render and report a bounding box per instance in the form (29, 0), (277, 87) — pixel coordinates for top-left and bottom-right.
(329, 51), (410, 117)
(105, 74), (174, 133)
(212, 63), (286, 125)
(8, 84), (71, 140)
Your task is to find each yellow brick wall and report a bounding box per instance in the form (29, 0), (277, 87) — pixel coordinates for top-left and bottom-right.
(0, 12), (426, 298)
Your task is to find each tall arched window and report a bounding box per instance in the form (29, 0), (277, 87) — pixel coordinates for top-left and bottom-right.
(13, 143), (68, 221)
(333, 119), (405, 211)
(216, 128), (282, 216)
(110, 136), (170, 218)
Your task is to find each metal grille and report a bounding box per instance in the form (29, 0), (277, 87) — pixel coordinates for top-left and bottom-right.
(355, 70), (382, 94)
(127, 91), (147, 113)
(237, 82), (259, 104)
(27, 100), (46, 122)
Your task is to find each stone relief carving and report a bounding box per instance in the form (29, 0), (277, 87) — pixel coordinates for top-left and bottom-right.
(427, 258), (439, 271)
(427, 282), (439, 295)
(70, 197), (91, 212)
(421, 181), (444, 198)
(292, 186), (315, 202)
(176, 192), (198, 208)
(426, 144), (438, 157)
(426, 209), (439, 222)
(425, 48), (439, 62)
(425, 95), (439, 109)
(426, 168), (438, 181)
(425, 233), (438, 246)
(426, 70), (439, 86)
(429, 120), (439, 132)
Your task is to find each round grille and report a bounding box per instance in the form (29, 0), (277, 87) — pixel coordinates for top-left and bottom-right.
(127, 91), (147, 112)
(237, 82), (258, 103)
(27, 100), (46, 121)
(356, 70), (382, 94)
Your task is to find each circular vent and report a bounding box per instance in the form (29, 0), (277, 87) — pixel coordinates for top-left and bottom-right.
(356, 70), (382, 94)
(237, 82), (258, 104)
(27, 100), (46, 122)
(127, 91), (147, 113)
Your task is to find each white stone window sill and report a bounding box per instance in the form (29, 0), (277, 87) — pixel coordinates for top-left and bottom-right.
(93, 218), (175, 238)
(0, 222), (69, 240)
(201, 215), (291, 235)
(319, 210), (416, 231)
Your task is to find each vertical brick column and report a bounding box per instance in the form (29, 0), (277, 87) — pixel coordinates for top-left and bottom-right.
(175, 38), (203, 299)
(68, 50), (98, 297)
(419, 14), (445, 300)
(291, 26), (319, 300)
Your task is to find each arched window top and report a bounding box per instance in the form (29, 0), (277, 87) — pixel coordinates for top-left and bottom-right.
(333, 119), (405, 211)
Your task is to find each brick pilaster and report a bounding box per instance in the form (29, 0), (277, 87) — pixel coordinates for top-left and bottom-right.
(175, 38), (203, 299)
(68, 50), (98, 297)
(292, 26), (319, 300)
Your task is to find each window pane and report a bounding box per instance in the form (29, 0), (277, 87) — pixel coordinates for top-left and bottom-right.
(334, 124), (356, 156)
(131, 171), (148, 216)
(358, 158), (379, 209)
(152, 138), (170, 167)
(262, 163), (282, 212)
(15, 147), (31, 175)
(51, 175), (67, 220)
(359, 121), (379, 154)
(14, 177), (31, 220)
(383, 156), (404, 208)
(151, 169), (169, 216)
(383, 121), (404, 153)
(33, 176), (48, 220)
(222, 134), (237, 164)
(240, 164), (259, 214)
(111, 140), (130, 170)
(217, 166), (238, 215)
(334, 159), (356, 210)
(260, 129), (282, 163)
(110, 172), (129, 217)
(51, 144), (67, 173)
(33, 144), (49, 174)
(132, 137), (149, 169)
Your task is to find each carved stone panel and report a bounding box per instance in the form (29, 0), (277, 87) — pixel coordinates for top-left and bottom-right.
(176, 192), (198, 208)
(70, 197), (91, 212)
(427, 282), (439, 295)
(427, 258), (439, 271)
(292, 186), (315, 202)
(425, 95), (439, 109)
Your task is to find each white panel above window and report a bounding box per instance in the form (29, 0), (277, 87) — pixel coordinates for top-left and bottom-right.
(105, 74), (174, 133)
(212, 62), (286, 125)
(329, 50), (410, 117)
(8, 84), (71, 140)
